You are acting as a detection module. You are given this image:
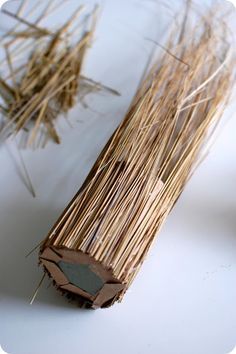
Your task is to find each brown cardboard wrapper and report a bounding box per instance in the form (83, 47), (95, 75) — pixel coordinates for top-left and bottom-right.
(40, 247), (126, 308)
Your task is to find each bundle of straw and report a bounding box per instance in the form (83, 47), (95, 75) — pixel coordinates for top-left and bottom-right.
(39, 4), (235, 308)
(0, 2), (119, 147)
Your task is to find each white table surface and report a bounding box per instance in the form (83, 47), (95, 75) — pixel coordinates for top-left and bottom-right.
(0, 1), (236, 353)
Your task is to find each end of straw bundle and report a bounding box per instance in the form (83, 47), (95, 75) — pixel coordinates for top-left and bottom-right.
(40, 248), (125, 308)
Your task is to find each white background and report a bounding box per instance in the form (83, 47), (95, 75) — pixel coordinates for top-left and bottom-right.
(0, 1), (236, 354)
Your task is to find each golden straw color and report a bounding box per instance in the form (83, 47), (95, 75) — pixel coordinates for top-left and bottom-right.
(0, 2), (119, 148)
(39, 4), (235, 308)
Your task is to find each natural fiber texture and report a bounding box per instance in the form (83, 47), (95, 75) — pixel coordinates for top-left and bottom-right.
(40, 4), (235, 308)
(0, 2), (119, 147)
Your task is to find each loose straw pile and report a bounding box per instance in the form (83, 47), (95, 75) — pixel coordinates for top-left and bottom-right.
(0, 1), (119, 147)
(39, 4), (235, 308)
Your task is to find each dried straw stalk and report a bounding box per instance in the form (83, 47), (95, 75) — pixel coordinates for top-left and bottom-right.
(0, 2), (119, 147)
(39, 6), (235, 308)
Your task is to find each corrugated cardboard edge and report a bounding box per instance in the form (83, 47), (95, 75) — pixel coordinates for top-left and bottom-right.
(39, 246), (126, 308)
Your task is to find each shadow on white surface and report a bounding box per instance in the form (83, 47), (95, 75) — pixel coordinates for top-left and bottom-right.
(0, 202), (77, 308)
